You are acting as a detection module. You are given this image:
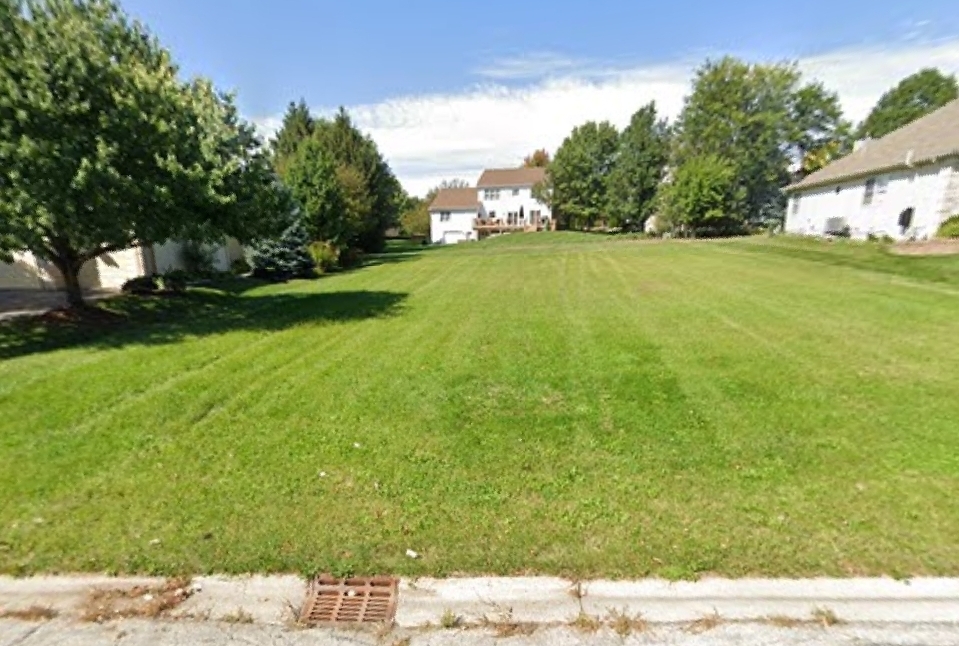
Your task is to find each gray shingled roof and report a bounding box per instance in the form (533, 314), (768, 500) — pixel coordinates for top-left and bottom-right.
(787, 98), (959, 192)
(428, 187), (479, 211)
(477, 167), (546, 188)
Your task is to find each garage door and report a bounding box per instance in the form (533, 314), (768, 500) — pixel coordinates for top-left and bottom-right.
(442, 231), (467, 244)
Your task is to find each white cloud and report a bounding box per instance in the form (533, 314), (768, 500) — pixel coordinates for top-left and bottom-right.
(252, 39), (959, 197)
(475, 52), (590, 80)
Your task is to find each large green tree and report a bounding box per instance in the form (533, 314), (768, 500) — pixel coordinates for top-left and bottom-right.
(399, 198), (429, 237)
(282, 138), (349, 245)
(311, 109), (402, 252)
(0, 0), (286, 306)
(790, 83), (853, 175)
(660, 154), (745, 236)
(605, 103), (670, 230)
(858, 68), (958, 140)
(548, 121), (619, 229)
(672, 57), (850, 227)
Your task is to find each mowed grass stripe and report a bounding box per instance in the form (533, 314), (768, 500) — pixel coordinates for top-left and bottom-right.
(2, 234), (959, 578)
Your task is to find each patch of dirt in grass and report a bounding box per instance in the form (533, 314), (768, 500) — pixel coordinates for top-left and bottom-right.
(0, 605), (59, 621)
(37, 305), (126, 327)
(79, 577), (195, 623)
(889, 240), (959, 256)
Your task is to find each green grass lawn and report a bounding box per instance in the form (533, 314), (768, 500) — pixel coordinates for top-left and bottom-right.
(2, 233), (959, 579)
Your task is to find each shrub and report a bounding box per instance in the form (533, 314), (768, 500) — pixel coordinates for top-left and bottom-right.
(308, 241), (340, 274)
(937, 215), (959, 239)
(121, 274), (159, 295)
(180, 242), (216, 276)
(230, 257), (251, 275)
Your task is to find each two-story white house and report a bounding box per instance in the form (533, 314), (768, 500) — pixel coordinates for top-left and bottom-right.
(428, 167), (554, 244)
(784, 98), (959, 240)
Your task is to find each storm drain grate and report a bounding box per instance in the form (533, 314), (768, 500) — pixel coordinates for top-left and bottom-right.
(300, 576), (398, 625)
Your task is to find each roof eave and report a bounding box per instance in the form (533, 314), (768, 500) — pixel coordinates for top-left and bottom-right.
(785, 152), (959, 193)
(477, 182), (537, 189)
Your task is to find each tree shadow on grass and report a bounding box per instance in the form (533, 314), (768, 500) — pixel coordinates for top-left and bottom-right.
(0, 288), (407, 360)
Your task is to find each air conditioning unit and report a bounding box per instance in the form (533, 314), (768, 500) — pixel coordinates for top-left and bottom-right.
(824, 217), (849, 236)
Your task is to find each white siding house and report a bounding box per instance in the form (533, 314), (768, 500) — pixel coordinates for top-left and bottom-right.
(785, 99), (959, 240)
(0, 240), (246, 292)
(427, 167), (554, 244)
(428, 188), (481, 245)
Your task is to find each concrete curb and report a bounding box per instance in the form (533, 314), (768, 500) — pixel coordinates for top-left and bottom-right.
(396, 577), (959, 626)
(3, 576), (959, 627)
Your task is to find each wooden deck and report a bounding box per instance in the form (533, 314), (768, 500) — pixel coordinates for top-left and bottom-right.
(473, 219), (556, 236)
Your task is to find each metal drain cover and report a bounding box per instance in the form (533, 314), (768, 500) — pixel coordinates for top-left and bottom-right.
(300, 576), (398, 625)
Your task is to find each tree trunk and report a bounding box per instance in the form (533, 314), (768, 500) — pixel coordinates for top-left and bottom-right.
(60, 261), (85, 308)
(46, 237), (88, 308)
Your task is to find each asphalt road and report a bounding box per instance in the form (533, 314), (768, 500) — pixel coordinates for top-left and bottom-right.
(4, 620), (959, 646)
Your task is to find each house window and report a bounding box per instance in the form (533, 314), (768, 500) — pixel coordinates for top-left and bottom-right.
(791, 196), (801, 215)
(877, 176), (889, 195)
(863, 178), (876, 206)
(512, 188), (520, 196)
(483, 189), (501, 200)
(488, 211), (496, 220)
(439, 212), (451, 222)
(835, 186), (842, 194)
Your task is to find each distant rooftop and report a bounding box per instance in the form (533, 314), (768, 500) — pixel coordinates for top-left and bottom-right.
(428, 187), (479, 211)
(477, 167), (546, 188)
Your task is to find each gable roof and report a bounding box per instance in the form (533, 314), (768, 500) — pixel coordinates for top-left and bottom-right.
(428, 187), (479, 211)
(477, 167), (546, 188)
(788, 99), (959, 192)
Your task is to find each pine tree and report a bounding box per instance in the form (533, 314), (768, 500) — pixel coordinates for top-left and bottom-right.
(271, 100), (315, 177)
(250, 219), (315, 281)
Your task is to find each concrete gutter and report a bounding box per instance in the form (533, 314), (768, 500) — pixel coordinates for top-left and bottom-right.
(396, 577), (959, 626)
(2, 576), (959, 627)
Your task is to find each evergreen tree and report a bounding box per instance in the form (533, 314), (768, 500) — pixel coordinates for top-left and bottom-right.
(250, 219), (315, 281)
(271, 100), (315, 177)
(312, 108), (402, 252)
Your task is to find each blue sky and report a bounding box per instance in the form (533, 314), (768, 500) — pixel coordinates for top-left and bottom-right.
(122, 0), (959, 195)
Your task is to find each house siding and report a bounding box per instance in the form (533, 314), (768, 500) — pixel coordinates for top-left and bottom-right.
(785, 159), (956, 240)
(0, 239), (244, 291)
(430, 209), (477, 244)
(478, 186), (551, 223)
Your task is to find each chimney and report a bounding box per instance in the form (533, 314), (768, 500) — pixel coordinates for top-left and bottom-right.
(905, 149), (915, 167)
